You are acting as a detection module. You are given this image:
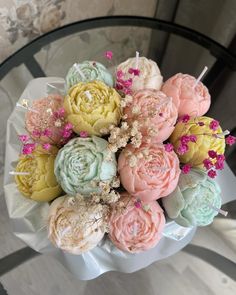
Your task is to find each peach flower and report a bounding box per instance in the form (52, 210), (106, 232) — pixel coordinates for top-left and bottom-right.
(25, 94), (66, 145)
(48, 195), (109, 255)
(123, 89), (178, 143)
(161, 73), (210, 117)
(108, 192), (165, 253)
(118, 143), (180, 202)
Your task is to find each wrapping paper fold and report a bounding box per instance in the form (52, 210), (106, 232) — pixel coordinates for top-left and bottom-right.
(4, 78), (235, 280)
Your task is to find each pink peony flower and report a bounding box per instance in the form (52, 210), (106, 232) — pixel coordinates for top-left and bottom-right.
(161, 73), (210, 117)
(207, 169), (217, 178)
(108, 192), (165, 253)
(25, 94), (65, 145)
(226, 135), (236, 146)
(118, 143), (180, 202)
(123, 89), (178, 143)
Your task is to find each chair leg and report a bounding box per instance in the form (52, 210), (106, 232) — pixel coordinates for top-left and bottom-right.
(183, 244), (236, 281)
(0, 247), (40, 277)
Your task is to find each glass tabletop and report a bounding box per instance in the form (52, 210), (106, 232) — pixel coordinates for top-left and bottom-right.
(1, 16), (235, 172)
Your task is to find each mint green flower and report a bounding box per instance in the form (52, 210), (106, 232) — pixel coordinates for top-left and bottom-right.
(66, 60), (114, 89)
(54, 136), (117, 196)
(162, 168), (221, 227)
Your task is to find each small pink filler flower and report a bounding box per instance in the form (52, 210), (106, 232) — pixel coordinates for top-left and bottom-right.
(182, 164), (191, 174)
(128, 68), (140, 76)
(42, 143), (51, 150)
(177, 144), (189, 155)
(18, 135), (30, 143)
(164, 143), (174, 152)
(209, 119), (219, 131)
(22, 143), (36, 155)
(43, 128), (52, 137)
(105, 51), (113, 60)
(80, 131), (88, 138)
(208, 150), (217, 159)
(207, 169), (217, 178)
(64, 122), (73, 131)
(62, 130), (72, 139)
(116, 70), (124, 79)
(226, 135), (236, 146)
(134, 200), (142, 209)
(178, 114), (190, 123)
(203, 159), (213, 170)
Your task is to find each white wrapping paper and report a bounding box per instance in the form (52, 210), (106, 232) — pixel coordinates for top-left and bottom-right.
(4, 78), (236, 280)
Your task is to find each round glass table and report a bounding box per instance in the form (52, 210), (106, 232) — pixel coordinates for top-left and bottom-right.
(0, 15), (236, 287)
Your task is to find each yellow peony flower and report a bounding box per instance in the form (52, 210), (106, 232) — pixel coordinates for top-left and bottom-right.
(170, 116), (225, 167)
(15, 147), (62, 202)
(64, 81), (121, 136)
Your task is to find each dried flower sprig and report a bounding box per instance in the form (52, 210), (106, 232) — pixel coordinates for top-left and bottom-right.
(65, 195), (110, 234)
(106, 120), (142, 153)
(202, 151), (225, 178)
(20, 99), (76, 154)
(115, 65), (140, 96)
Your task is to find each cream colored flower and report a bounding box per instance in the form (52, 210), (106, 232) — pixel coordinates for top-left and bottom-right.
(48, 196), (109, 254)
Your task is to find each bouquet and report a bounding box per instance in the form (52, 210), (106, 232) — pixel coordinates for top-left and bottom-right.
(5, 51), (236, 260)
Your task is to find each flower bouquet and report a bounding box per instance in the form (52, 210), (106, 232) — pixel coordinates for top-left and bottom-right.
(4, 52), (235, 279)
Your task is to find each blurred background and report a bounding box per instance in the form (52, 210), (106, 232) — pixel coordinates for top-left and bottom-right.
(0, 1), (235, 294)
